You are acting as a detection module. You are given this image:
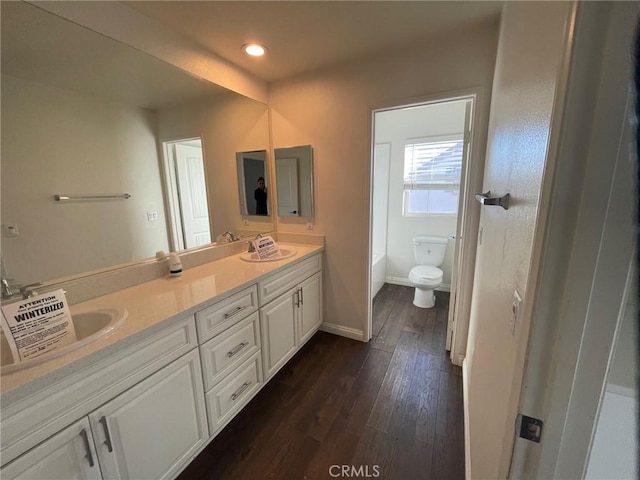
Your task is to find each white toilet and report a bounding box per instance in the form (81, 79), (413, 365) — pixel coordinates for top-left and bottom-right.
(408, 235), (448, 308)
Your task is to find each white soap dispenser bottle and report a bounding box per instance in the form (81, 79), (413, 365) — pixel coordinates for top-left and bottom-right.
(168, 252), (182, 277)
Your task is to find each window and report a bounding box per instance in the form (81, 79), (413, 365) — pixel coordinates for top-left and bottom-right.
(403, 134), (463, 216)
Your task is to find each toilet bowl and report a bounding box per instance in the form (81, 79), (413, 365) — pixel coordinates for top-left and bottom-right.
(409, 235), (448, 308)
(409, 265), (443, 308)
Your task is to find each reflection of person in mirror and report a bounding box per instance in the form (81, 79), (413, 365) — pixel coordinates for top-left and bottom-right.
(254, 177), (268, 215)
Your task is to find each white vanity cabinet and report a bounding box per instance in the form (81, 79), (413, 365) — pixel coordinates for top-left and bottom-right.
(0, 316), (205, 480)
(1, 418), (101, 480)
(89, 348), (208, 480)
(259, 255), (323, 381)
(0, 248), (324, 480)
(3, 349), (208, 480)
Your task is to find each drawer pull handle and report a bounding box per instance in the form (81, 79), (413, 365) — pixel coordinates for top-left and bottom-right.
(79, 429), (95, 467)
(227, 341), (250, 358)
(294, 290), (300, 308)
(99, 416), (114, 453)
(231, 381), (252, 400)
(299, 287), (304, 305)
(224, 305), (250, 319)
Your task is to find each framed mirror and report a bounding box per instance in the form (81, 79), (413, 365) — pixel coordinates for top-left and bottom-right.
(274, 145), (315, 218)
(236, 150), (270, 217)
(0, 2), (273, 287)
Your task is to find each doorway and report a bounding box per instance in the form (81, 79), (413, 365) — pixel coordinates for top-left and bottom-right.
(161, 137), (211, 251)
(368, 92), (480, 365)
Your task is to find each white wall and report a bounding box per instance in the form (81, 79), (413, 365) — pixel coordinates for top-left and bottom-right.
(607, 271), (638, 393)
(463, 2), (575, 478)
(585, 277), (638, 479)
(1, 75), (169, 285)
(270, 22), (499, 337)
(375, 101), (467, 287)
(156, 92), (271, 240)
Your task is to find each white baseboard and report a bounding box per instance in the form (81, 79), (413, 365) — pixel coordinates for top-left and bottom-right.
(386, 276), (412, 286)
(452, 353), (465, 367)
(319, 322), (366, 342)
(463, 359), (471, 480)
(385, 276), (451, 292)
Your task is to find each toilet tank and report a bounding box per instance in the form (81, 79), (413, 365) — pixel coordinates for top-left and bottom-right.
(413, 235), (448, 266)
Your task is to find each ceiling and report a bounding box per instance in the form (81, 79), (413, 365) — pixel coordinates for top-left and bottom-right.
(1, 1), (229, 109)
(123, 1), (503, 83)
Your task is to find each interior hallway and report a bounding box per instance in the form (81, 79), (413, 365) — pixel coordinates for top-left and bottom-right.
(178, 284), (464, 479)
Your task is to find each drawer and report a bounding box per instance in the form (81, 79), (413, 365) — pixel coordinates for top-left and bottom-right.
(200, 312), (260, 391)
(259, 254), (321, 305)
(205, 352), (262, 434)
(196, 285), (258, 343)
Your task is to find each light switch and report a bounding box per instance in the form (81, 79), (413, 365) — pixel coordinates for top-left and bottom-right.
(2, 224), (19, 237)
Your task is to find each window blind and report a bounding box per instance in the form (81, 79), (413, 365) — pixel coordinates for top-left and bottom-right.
(404, 138), (463, 189)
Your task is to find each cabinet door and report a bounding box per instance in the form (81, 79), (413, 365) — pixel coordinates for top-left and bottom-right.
(1, 417), (101, 480)
(260, 288), (297, 380)
(298, 271), (323, 345)
(89, 349), (208, 480)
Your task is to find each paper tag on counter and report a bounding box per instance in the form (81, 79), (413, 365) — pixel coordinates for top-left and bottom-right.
(1, 289), (77, 363)
(253, 235), (282, 260)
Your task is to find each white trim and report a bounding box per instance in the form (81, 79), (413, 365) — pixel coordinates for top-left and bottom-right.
(452, 353), (465, 367)
(463, 359), (472, 480)
(386, 276), (412, 287)
(385, 276), (451, 292)
(319, 322), (365, 342)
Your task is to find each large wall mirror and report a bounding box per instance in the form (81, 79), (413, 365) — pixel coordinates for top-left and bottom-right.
(236, 150), (270, 217)
(274, 145), (315, 218)
(0, 2), (273, 287)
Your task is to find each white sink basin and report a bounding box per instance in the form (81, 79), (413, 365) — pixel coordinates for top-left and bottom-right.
(240, 248), (297, 262)
(1, 307), (127, 374)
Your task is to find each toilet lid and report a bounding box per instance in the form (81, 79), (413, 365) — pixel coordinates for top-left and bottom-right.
(412, 266), (442, 280)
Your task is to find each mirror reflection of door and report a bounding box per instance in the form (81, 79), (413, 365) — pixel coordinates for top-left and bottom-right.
(236, 150), (269, 216)
(276, 158), (300, 216)
(163, 138), (211, 250)
(244, 157), (267, 215)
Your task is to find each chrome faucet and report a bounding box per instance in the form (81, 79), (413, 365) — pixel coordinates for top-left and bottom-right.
(247, 233), (264, 253)
(217, 231), (240, 244)
(1, 278), (14, 298)
(20, 283), (42, 299)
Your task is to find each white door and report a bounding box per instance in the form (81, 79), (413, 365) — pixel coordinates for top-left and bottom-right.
(89, 349), (208, 480)
(260, 290), (297, 380)
(446, 99), (473, 351)
(298, 272), (323, 345)
(276, 158), (300, 216)
(464, 3), (575, 478)
(174, 143), (211, 248)
(1, 417), (101, 480)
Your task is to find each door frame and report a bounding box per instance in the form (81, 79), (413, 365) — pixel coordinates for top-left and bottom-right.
(160, 136), (209, 252)
(366, 87), (487, 367)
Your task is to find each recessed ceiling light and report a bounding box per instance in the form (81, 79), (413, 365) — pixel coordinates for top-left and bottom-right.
(242, 43), (267, 57)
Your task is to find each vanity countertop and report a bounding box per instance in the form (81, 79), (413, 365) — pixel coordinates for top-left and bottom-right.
(1, 243), (323, 403)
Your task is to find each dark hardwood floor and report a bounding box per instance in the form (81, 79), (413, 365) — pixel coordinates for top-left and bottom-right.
(178, 284), (464, 480)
